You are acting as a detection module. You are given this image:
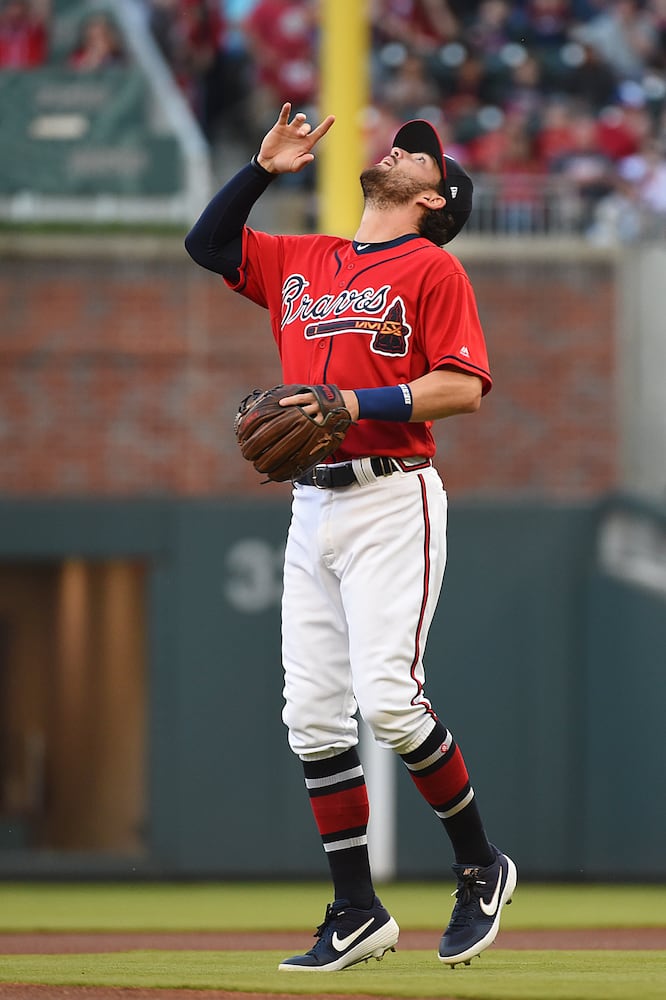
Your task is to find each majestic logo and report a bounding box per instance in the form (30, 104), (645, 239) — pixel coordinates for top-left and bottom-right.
(282, 274), (412, 357)
(450, 186), (458, 198)
(459, 345), (470, 357)
(332, 918), (375, 952)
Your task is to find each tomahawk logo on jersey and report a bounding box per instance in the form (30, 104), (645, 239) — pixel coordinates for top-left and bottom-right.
(303, 297), (412, 358)
(227, 227), (492, 460)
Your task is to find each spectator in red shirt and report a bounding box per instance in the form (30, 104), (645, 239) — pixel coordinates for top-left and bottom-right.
(548, 109), (616, 230)
(67, 13), (125, 72)
(174, 0), (228, 136)
(468, 111), (547, 232)
(243, 0), (318, 131)
(0, 0), (49, 69)
(535, 98), (578, 167)
(147, 0), (239, 140)
(372, 0), (459, 56)
(596, 102), (653, 161)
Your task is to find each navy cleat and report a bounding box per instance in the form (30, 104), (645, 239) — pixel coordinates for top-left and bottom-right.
(438, 845), (517, 967)
(278, 895), (399, 971)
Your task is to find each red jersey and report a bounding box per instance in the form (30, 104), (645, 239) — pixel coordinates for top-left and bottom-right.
(227, 229), (491, 460)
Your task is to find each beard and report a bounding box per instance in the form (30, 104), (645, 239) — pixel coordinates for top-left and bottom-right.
(360, 164), (432, 208)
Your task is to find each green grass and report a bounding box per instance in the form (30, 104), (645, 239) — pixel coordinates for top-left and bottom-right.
(0, 949), (664, 1000)
(0, 882), (664, 999)
(0, 881), (665, 932)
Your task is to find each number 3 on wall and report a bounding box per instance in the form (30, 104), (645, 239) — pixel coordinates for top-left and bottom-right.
(222, 538), (285, 613)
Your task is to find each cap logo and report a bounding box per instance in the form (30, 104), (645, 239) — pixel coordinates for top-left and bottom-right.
(450, 186), (458, 198)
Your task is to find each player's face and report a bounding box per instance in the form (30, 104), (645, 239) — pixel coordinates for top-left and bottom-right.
(382, 148), (442, 185)
(360, 147), (443, 207)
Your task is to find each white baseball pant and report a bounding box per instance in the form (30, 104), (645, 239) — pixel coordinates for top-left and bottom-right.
(281, 462), (448, 760)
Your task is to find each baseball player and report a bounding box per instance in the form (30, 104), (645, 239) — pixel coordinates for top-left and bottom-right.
(185, 103), (516, 970)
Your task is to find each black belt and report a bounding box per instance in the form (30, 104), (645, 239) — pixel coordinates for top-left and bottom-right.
(297, 456), (395, 489)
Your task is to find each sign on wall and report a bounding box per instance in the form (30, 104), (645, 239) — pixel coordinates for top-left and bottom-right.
(0, 69), (182, 196)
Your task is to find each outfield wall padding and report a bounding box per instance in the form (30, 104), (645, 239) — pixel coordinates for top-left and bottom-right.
(0, 497), (663, 879)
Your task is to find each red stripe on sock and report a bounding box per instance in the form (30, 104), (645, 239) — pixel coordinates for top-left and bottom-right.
(309, 785), (370, 837)
(409, 745), (469, 807)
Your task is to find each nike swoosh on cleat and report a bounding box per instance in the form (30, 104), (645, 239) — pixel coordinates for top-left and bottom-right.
(332, 917), (375, 952)
(479, 870), (503, 917)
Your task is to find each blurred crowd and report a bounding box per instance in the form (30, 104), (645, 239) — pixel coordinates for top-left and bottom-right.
(0, 0), (125, 69)
(2, 0), (666, 239)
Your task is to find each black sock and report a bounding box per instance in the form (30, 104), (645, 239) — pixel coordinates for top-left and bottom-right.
(302, 748), (375, 909)
(400, 719), (494, 867)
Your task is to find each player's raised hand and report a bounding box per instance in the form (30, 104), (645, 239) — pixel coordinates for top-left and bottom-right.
(256, 103), (335, 175)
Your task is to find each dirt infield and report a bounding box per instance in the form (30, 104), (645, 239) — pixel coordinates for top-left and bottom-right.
(0, 929), (663, 1000)
(1, 928), (665, 953)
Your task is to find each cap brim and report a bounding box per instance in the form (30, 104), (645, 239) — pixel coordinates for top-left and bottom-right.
(393, 120), (446, 180)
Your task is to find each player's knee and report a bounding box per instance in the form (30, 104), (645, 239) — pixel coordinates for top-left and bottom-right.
(360, 704), (417, 749)
(283, 704), (358, 757)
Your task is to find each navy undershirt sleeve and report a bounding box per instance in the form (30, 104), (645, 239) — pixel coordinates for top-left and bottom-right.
(184, 158), (275, 281)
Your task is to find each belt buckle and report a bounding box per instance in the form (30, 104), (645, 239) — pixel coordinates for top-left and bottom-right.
(311, 465), (330, 489)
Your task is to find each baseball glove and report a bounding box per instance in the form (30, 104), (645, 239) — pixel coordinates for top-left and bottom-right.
(234, 383), (353, 482)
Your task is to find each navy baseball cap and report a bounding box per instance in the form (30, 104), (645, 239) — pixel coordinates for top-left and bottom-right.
(393, 119), (473, 242)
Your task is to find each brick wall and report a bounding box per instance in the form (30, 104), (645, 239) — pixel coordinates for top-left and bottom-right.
(0, 237), (617, 499)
